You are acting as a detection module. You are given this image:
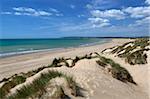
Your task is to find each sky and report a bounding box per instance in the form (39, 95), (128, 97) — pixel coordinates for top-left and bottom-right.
(0, 0), (150, 38)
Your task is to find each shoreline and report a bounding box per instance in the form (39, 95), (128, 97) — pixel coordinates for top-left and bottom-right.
(0, 38), (110, 58)
(0, 38), (149, 99)
(0, 39), (132, 80)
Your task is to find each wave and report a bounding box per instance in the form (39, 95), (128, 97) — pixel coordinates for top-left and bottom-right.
(0, 39), (110, 58)
(0, 48), (63, 58)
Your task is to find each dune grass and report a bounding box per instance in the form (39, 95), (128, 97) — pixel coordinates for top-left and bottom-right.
(0, 55), (84, 98)
(64, 76), (78, 96)
(0, 50), (138, 98)
(0, 75), (26, 99)
(102, 38), (150, 65)
(0, 66), (51, 98)
(124, 49), (149, 65)
(95, 53), (136, 84)
(7, 71), (63, 99)
(72, 54), (98, 66)
(0, 57), (70, 98)
(7, 70), (80, 99)
(51, 57), (70, 67)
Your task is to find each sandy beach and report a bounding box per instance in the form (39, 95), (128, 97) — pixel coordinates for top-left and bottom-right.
(1, 0), (149, 98)
(0, 39), (129, 80)
(0, 39), (149, 99)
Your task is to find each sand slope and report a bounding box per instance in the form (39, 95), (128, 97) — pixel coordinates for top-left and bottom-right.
(0, 39), (149, 99)
(8, 58), (148, 99)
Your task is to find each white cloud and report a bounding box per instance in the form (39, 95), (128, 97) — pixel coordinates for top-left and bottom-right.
(88, 17), (109, 23)
(49, 8), (59, 13)
(13, 7), (36, 13)
(14, 12), (22, 15)
(12, 7), (52, 16)
(145, 0), (150, 5)
(136, 17), (150, 25)
(124, 6), (150, 18)
(38, 11), (52, 16)
(58, 22), (147, 37)
(1, 12), (12, 15)
(70, 5), (75, 9)
(86, 4), (93, 9)
(49, 8), (64, 16)
(88, 17), (110, 27)
(86, 0), (117, 10)
(92, 22), (110, 28)
(59, 22), (93, 32)
(1, 7), (64, 17)
(129, 17), (150, 26)
(91, 9), (125, 20)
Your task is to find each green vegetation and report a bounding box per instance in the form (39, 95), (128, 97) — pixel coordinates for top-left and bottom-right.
(0, 75), (26, 99)
(0, 49), (140, 98)
(72, 56), (80, 66)
(0, 56), (82, 98)
(64, 76), (79, 96)
(51, 57), (71, 67)
(95, 53), (136, 84)
(8, 71), (62, 99)
(0, 53), (98, 84)
(6, 71), (80, 99)
(102, 38), (150, 65)
(72, 54), (98, 66)
(124, 49), (149, 65)
(0, 53), (95, 98)
(7, 71), (79, 99)
(96, 60), (107, 67)
(0, 66), (51, 98)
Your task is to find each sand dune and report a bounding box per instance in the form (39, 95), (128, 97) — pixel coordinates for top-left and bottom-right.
(0, 39), (149, 99)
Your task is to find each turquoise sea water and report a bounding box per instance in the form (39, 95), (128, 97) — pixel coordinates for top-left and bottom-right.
(0, 38), (109, 57)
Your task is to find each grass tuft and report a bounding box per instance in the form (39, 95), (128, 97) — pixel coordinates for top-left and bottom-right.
(7, 71), (63, 99)
(7, 71), (81, 99)
(0, 75), (26, 99)
(102, 38), (150, 65)
(96, 54), (136, 84)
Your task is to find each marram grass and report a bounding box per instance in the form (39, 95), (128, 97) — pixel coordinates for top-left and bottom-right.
(7, 71), (80, 99)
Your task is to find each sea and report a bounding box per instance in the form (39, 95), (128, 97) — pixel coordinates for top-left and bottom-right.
(0, 38), (109, 57)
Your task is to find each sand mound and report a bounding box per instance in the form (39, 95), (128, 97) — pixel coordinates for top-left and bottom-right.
(7, 58), (148, 99)
(1, 39), (149, 99)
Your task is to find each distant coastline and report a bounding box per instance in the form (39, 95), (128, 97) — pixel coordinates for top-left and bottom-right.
(1, 36), (149, 58)
(1, 36), (150, 40)
(0, 38), (109, 58)
(62, 36), (150, 39)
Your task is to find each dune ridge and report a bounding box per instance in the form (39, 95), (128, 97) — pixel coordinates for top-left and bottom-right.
(0, 38), (149, 99)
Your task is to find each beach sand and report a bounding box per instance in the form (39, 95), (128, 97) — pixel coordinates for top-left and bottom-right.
(0, 39), (128, 80)
(0, 39), (149, 99)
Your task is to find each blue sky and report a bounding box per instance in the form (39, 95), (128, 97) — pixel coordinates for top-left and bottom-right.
(0, 0), (150, 38)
